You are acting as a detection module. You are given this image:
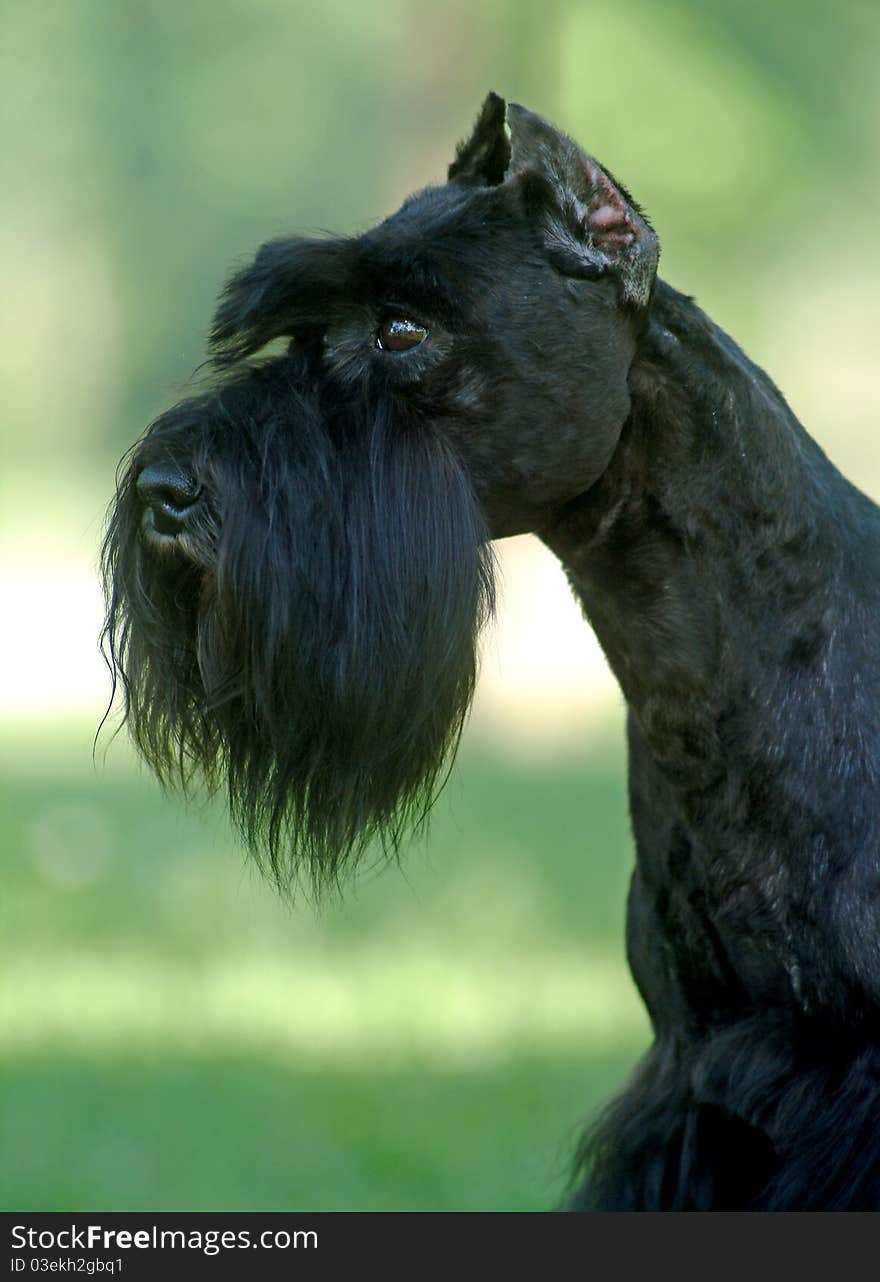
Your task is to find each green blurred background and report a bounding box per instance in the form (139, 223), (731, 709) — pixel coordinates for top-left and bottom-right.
(2, 0), (879, 1211)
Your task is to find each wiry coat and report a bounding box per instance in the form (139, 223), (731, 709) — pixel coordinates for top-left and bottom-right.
(103, 94), (880, 1209)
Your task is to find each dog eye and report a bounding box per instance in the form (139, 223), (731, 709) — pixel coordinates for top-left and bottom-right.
(377, 318), (428, 352)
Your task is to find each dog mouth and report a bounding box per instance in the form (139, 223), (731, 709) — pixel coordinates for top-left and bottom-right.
(140, 505), (194, 554)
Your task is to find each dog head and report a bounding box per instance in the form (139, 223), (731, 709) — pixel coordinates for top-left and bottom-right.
(102, 94), (659, 892)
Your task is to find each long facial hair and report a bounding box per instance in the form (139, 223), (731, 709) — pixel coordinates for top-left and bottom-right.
(102, 360), (495, 894)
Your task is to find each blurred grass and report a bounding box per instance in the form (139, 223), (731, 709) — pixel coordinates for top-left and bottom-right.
(0, 719), (648, 1210)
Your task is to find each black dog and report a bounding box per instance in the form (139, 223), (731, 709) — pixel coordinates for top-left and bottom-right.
(102, 94), (880, 1210)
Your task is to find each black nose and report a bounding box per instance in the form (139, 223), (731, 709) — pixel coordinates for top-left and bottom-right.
(137, 463), (202, 536)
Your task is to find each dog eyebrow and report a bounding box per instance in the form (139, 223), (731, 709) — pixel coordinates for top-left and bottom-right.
(355, 249), (463, 323)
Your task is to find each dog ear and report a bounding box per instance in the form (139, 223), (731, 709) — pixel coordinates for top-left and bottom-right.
(448, 91), (511, 187)
(506, 103), (659, 308)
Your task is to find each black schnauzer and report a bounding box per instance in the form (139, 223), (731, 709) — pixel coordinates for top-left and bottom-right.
(102, 94), (880, 1211)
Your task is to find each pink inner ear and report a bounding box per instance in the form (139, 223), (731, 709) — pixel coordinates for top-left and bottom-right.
(582, 159), (636, 250)
(591, 203), (628, 230)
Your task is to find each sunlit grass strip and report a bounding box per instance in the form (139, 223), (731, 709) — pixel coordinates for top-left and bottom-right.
(2, 949), (648, 1066)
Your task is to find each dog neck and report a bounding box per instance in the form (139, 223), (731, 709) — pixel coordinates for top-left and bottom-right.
(540, 277), (863, 784)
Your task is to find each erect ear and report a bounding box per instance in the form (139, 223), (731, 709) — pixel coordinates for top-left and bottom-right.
(506, 103), (659, 309)
(447, 91), (511, 187)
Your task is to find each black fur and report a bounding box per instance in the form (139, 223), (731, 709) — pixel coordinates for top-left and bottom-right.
(103, 359), (494, 891)
(103, 94), (880, 1209)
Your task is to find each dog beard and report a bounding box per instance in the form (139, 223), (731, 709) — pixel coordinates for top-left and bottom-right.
(102, 363), (495, 893)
